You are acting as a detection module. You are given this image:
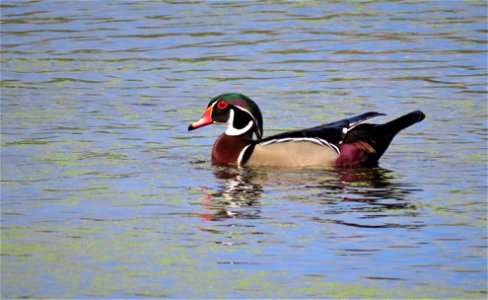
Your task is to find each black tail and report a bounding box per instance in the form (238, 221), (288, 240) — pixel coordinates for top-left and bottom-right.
(344, 110), (425, 165)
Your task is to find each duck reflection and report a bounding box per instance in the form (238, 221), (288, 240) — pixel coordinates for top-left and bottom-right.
(318, 166), (416, 207)
(198, 167), (263, 221)
(313, 166), (420, 228)
(198, 165), (419, 228)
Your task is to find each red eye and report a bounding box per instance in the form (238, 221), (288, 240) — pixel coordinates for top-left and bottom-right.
(217, 100), (228, 110)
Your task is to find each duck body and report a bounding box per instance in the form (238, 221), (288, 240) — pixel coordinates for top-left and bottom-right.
(189, 93), (425, 168)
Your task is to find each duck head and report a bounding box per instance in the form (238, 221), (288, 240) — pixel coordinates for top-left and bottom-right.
(188, 93), (263, 139)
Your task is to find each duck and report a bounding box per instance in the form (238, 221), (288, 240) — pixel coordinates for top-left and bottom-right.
(188, 93), (425, 167)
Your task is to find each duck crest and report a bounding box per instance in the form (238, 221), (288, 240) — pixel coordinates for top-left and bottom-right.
(211, 134), (252, 166)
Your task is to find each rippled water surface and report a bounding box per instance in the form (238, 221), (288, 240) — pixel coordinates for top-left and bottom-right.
(1, 1), (487, 298)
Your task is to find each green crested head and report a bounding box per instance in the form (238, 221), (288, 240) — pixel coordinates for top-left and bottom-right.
(210, 93), (263, 139)
(189, 93), (263, 139)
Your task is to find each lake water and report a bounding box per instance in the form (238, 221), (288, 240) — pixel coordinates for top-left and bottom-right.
(1, 1), (487, 298)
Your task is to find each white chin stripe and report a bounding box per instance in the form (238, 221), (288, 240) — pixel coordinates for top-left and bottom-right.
(225, 109), (254, 136)
(234, 105), (262, 139)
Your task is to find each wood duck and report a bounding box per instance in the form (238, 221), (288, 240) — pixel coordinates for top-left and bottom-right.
(188, 93), (425, 167)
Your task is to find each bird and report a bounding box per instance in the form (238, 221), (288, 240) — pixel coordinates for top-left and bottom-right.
(188, 93), (425, 167)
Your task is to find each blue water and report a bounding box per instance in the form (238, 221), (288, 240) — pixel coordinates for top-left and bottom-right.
(1, 1), (487, 298)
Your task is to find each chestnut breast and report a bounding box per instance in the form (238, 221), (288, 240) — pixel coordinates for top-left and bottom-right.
(211, 134), (252, 166)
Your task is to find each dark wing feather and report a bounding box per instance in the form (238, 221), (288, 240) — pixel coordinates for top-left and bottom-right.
(258, 112), (385, 145)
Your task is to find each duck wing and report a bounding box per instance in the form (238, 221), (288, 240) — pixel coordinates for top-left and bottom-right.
(257, 111), (386, 152)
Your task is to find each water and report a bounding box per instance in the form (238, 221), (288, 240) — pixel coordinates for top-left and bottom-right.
(1, 1), (487, 298)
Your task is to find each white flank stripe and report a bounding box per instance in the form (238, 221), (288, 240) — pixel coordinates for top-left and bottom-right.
(259, 137), (340, 155)
(237, 144), (251, 168)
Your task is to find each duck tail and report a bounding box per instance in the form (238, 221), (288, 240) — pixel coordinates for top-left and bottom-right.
(339, 110), (425, 166)
(374, 109), (425, 157)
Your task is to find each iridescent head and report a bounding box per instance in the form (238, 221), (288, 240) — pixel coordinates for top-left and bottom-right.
(188, 93), (263, 139)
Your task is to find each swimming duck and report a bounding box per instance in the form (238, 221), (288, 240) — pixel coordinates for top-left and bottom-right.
(188, 93), (425, 167)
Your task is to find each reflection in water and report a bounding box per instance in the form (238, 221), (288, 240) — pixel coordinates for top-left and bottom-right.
(197, 165), (421, 229)
(315, 167), (423, 229)
(318, 167), (417, 207)
(197, 167), (263, 221)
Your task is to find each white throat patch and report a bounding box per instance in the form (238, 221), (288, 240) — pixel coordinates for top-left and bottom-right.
(225, 109), (254, 136)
